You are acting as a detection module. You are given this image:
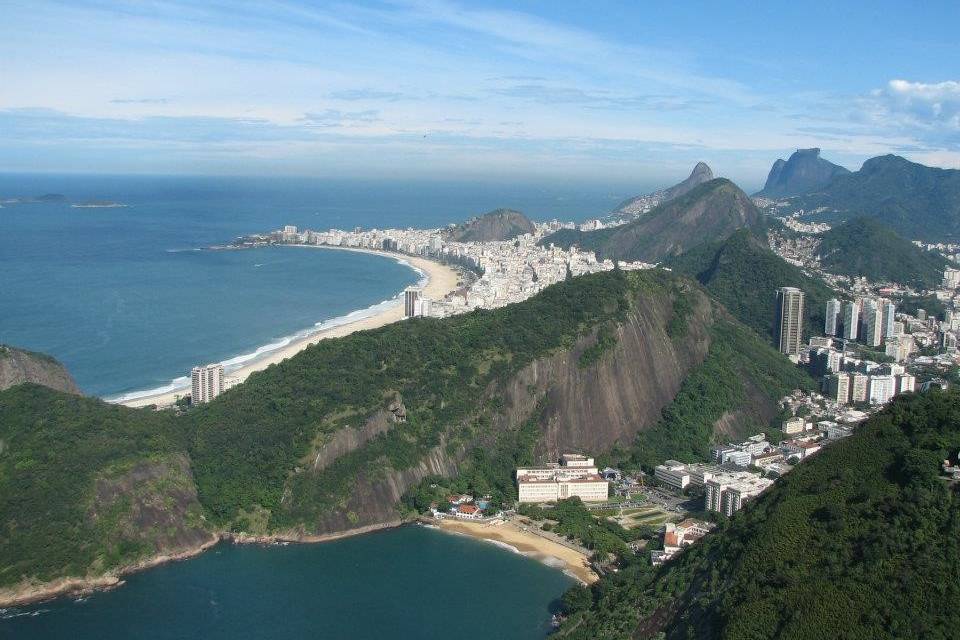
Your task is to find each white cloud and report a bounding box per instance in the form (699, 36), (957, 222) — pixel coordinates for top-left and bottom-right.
(873, 79), (960, 129)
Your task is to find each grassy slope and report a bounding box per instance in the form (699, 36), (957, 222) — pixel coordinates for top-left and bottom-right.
(560, 390), (960, 640)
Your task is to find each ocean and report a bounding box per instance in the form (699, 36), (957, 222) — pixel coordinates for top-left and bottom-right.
(0, 173), (636, 398)
(0, 525), (574, 639)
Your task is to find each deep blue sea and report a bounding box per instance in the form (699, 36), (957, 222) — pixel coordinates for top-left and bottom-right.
(0, 173), (636, 398)
(0, 525), (574, 640)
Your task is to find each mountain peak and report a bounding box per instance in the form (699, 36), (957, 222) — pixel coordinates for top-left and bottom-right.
(611, 162), (714, 218)
(756, 148), (849, 198)
(447, 208), (535, 242)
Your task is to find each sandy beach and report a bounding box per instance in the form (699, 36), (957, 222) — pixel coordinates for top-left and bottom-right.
(436, 519), (598, 584)
(119, 247), (460, 409)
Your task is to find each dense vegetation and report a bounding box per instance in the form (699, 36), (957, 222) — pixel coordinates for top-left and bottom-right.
(623, 319), (814, 471)
(794, 154), (960, 241)
(557, 390), (960, 639)
(818, 217), (953, 289)
(1, 270), (687, 587)
(0, 385), (184, 585)
(519, 498), (643, 560)
(543, 179), (762, 263)
(665, 229), (836, 341)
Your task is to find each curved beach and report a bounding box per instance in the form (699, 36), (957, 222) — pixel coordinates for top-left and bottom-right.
(119, 248), (459, 409)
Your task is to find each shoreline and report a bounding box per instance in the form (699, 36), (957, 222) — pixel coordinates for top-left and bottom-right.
(116, 246), (459, 409)
(434, 518), (598, 585)
(0, 518), (588, 610)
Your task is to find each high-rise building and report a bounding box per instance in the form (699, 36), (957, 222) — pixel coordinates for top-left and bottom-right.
(944, 268), (960, 289)
(868, 375), (895, 405)
(403, 287), (421, 318)
(881, 301), (897, 338)
(191, 363), (224, 404)
(825, 298), (842, 336)
(774, 287), (805, 358)
(843, 300), (860, 340)
(862, 299), (884, 347)
(896, 374), (916, 395)
(825, 373), (851, 405)
(850, 372), (868, 403)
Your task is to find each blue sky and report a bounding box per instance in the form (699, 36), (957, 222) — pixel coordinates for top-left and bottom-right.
(1, 0), (958, 188)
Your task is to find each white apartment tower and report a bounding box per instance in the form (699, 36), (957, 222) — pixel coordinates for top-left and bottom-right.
(191, 363), (224, 404)
(843, 300), (860, 340)
(775, 287), (805, 358)
(862, 299), (884, 347)
(403, 287), (422, 319)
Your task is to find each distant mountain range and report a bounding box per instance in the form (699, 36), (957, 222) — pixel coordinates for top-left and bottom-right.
(608, 162), (714, 222)
(756, 148), (849, 199)
(446, 208), (535, 242)
(791, 154), (960, 241)
(817, 217), (953, 289)
(544, 178), (761, 263)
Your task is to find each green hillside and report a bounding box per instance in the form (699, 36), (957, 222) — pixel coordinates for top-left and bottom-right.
(543, 179), (762, 263)
(557, 389), (960, 639)
(795, 154), (960, 241)
(665, 229), (837, 341)
(0, 268), (815, 594)
(818, 217), (952, 289)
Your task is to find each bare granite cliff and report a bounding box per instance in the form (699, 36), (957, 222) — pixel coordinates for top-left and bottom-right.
(0, 344), (81, 394)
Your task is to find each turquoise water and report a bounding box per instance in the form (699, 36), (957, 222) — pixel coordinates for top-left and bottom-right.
(0, 174), (629, 398)
(0, 526), (574, 640)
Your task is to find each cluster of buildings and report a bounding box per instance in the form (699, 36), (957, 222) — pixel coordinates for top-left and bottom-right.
(650, 519), (715, 565)
(516, 454), (610, 504)
(242, 224), (652, 321)
(431, 494), (500, 520)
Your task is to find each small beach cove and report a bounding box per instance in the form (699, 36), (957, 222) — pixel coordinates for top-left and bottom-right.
(0, 525), (573, 640)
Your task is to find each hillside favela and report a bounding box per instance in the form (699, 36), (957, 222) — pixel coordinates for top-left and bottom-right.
(2, 2), (960, 639)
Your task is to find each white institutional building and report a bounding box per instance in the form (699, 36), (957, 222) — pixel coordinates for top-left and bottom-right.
(516, 454), (609, 503)
(191, 363), (224, 404)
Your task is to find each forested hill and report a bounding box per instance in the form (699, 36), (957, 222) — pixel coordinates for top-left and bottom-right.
(793, 154), (960, 241)
(0, 269), (811, 602)
(664, 229), (836, 341)
(542, 179), (762, 263)
(446, 208), (535, 242)
(557, 389), (960, 639)
(817, 217), (953, 289)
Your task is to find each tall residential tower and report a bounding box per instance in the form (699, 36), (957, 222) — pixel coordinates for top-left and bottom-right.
(775, 287), (805, 359)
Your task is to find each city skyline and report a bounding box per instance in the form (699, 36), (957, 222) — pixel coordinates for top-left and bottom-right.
(1, 1), (959, 184)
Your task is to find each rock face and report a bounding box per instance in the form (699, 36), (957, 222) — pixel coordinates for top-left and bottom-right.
(546, 178), (762, 263)
(0, 344), (80, 394)
(611, 162), (714, 220)
(292, 283), (716, 535)
(447, 208), (535, 242)
(756, 148), (849, 198)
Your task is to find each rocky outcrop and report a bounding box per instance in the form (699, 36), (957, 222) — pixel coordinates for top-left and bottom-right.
(447, 208), (536, 242)
(756, 148), (849, 198)
(0, 344), (80, 394)
(612, 162), (715, 220)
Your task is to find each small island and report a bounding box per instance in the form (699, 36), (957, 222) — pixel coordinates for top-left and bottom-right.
(71, 200), (128, 208)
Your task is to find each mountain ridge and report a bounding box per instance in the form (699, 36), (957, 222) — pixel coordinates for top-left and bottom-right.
(610, 162), (714, 221)
(756, 148), (849, 198)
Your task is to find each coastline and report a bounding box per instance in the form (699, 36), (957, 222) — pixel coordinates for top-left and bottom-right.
(0, 533), (221, 609)
(116, 247), (459, 409)
(434, 519), (598, 585)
